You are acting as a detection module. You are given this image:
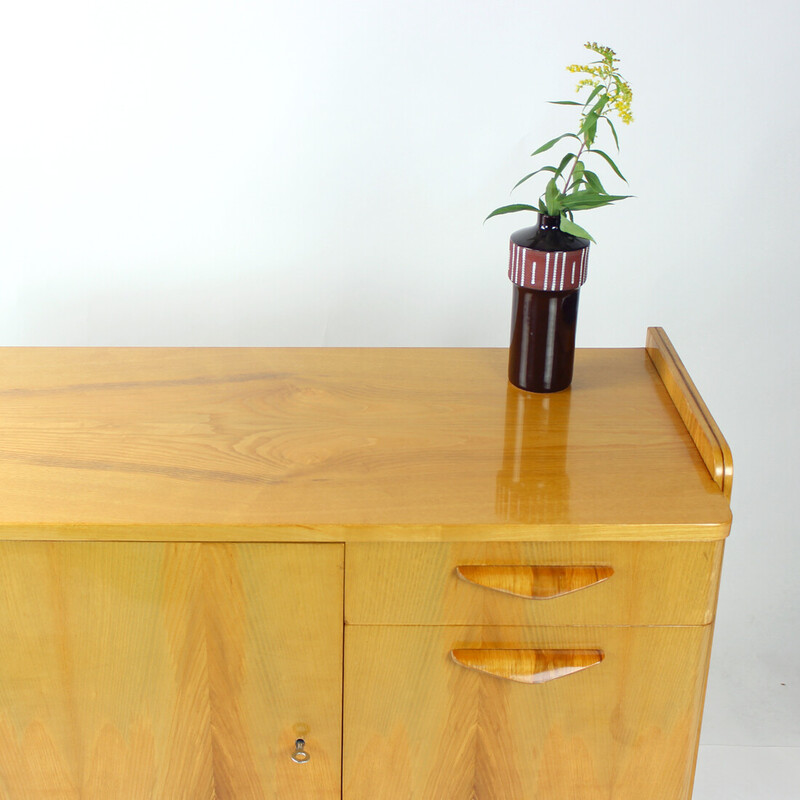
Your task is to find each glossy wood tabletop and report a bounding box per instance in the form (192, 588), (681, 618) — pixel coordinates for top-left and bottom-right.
(0, 346), (731, 541)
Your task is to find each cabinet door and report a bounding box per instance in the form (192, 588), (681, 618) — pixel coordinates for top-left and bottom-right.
(0, 542), (342, 799)
(344, 624), (713, 800)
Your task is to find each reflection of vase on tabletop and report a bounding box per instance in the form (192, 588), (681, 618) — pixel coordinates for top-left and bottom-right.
(496, 382), (571, 522)
(507, 214), (590, 393)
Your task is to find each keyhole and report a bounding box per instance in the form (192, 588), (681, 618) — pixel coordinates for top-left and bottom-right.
(292, 738), (310, 764)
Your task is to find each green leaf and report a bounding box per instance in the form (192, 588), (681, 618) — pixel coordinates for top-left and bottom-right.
(603, 116), (620, 150)
(583, 169), (607, 194)
(588, 148), (627, 182)
(548, 100), (583, 106)
(579, 112), (596, 134)
(511, 166), (556, 191)
(553, 152), (577, 180)
(531, 133), (581, 157)
(580, 112), (599, 147)
(561, 189), (603, 207)
(559, 215), (596, 243)
(544, 177), (562, 215)
(560, 190), (631, 211)
(484, 204), (539, 222)
(585, 119), (598, 147)
(583, 83), (603, 107)
(538, 199), (548, 214)
(589, 94), (609, 117)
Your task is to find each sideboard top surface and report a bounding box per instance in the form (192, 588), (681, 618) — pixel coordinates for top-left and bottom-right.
(0, 346), (731, 541)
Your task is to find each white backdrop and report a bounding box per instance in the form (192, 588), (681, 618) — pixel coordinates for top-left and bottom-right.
(1, 0), (798, 748)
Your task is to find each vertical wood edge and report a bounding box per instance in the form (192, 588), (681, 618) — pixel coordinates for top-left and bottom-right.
(683, 622), (717, 800)
(645, 327), (733, 500)
(340, 542), (347, 800)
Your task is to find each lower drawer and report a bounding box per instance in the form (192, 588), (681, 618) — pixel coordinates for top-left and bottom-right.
(345, 541), (724, 626)
(343, 624), (714, 800)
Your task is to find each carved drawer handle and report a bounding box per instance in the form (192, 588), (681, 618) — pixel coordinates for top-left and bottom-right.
(450, 648), (604, 684)
(455, 565), (613, 599)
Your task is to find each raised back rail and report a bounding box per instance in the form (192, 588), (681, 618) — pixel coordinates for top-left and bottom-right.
(646, 327), (733, 500)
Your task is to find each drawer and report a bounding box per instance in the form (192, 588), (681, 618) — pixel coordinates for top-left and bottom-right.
(343, 624), (713, 799)
(345, 541), (723, 626)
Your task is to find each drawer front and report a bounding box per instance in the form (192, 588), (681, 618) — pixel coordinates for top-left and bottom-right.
(343, 624), (713, 800)
(345, 541), (723, 626)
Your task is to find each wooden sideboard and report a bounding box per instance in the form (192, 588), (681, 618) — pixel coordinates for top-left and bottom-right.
(0, 328), (732, 799)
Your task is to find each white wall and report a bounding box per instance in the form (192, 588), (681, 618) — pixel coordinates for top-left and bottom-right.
(1, 0), (797, 747)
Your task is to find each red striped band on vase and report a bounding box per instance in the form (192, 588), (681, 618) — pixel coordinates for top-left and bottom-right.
(508, 241), (590, 291)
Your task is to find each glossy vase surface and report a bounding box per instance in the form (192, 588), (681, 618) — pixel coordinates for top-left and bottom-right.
(507, 214), (590, 393)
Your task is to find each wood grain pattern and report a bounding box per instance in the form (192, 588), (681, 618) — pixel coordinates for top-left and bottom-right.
(345, 540), (724, 626)
(455, 564), (614, 599)
(0, 542), (343, 799)
(450, 648), (604, 683)
(646, 327), (733, 500)
(0, 346), (730, 541)
(0, 340), (732, 800)
(343, 624), (714, 800)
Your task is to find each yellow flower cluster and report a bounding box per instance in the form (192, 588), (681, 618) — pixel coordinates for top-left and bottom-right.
(567, 65), (607, 78)
(585, 42), (618, 63)
(612, 80), (634, 125)
(566, 41), (633, 125)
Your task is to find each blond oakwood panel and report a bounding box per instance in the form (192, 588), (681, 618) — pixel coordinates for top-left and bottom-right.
(343, 624), (714, 800)
(0, 346), (730, 540)
(0, 542), (343, 800)
(345, 540), (724, 626)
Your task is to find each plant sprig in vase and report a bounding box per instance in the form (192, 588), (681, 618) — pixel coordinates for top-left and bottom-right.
(487, 42), (633, 242)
